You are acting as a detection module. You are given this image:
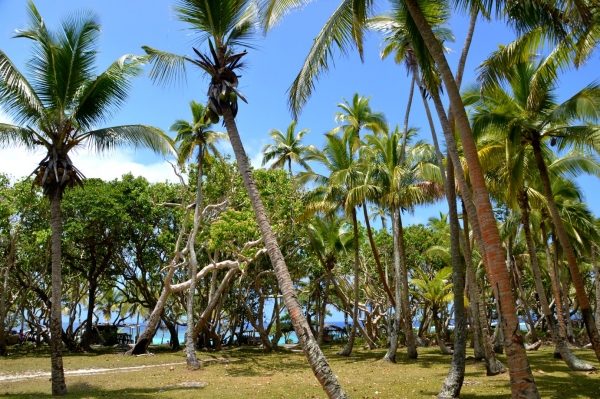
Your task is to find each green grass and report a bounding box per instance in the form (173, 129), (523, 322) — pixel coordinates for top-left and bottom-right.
(0, 343), (598, 398)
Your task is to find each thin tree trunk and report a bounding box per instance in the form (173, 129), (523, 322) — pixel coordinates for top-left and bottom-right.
(388, 207), (418, 360)
(530, 137), (600, 361)
(438, 157), (467, 398)
(404, 2), (539, 396)
(339, 207), (360, 356)
(461, 200), (485, 360)
(50, 191), (67, 395)
(541, 220), (568, 339)
(363, 204), (395, 307)
(399, 74), (416, 163)
(185, 149), (204, 369)
(318, 274), (330, 345)
(432, 84), (505, 374)
(0, 232), (16, 356)
(519, 191), (595, 371)
(82, 279), (97, 351)
(221, 104), (348, 398)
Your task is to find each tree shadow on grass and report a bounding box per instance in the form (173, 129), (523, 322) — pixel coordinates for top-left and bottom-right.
(0, 382), (208, 399)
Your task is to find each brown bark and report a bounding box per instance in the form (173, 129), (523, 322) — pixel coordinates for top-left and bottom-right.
(531, 137), (600, 361)
(50, 191), (67, 395)
(404, 1), (539, 396)
(221, 103), (347, 398)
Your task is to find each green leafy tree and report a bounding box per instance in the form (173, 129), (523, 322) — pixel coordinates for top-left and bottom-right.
(262, 121), (312, 175)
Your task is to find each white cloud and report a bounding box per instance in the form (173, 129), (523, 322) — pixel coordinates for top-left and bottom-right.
(0, 145), (179, 183)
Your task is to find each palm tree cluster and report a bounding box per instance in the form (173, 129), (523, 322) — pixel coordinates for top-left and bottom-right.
(1, 0), (600, 398)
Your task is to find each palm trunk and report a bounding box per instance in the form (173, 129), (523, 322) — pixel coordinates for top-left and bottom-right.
(339, 207), (360, 356)
(461, 200), (485, 360)
(221, 104), (347, 398)
(540, 220), (568, 339)
(438, 157), (466, 398)
(530, 137), (600, 361)
(362, 204), (395, 307)
(518, 191), (595, 371)
(426, 57), (506, 376)
(50, 191), (67, 395)
(384, 208), (402, 363)
(403, 2), (539, 396)
(399, 74), (416, 163)
(593, 246), (600, 332)
(185, 149), (204, 369)
(389, 207), (418, 359)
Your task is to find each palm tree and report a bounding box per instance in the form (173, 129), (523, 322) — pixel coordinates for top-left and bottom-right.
(331, 94), (396, 317)
(363, 127), (443, 361)
(412, 266), (454, 354)
(0, 3), (172, 394)
(262, 121), (312, 175)
(142, 1), (347, 396)
(171, 100), (227, 369)
(464, 57), (600, 362)
(306, 215), (353, 344)
(301, 132), (366, 356)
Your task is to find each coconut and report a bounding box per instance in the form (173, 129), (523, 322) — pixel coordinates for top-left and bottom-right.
(229, 91), (237, 103)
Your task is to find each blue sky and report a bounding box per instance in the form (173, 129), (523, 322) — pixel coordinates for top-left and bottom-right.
(1, 0), (599, 229)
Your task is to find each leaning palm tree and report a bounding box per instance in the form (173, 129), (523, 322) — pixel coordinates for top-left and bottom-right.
(0, 3), (173, 395)
(141, 0), (347, 396)
(171, 100), (226, 369)
(261, 121), (312, 175)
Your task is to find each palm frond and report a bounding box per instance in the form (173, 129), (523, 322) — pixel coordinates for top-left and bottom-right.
(142, 46), (189, 88)
(83, 125), (175, 156)
(73, 54), (146, 130)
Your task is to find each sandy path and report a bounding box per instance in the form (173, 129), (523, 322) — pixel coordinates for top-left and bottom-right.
(0, 362), (185, 383)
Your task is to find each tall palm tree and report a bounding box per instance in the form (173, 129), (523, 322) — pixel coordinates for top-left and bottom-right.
(142, 1), (347, 396)
(301, 132), (367, 357)
(0, 3), (173, 394)
(464, 57), (600, 362)
(363, 127), (443, 361)
(171, 100), (226, 369)
(262, 121), (312, 175)
(331, 94), (396, 317)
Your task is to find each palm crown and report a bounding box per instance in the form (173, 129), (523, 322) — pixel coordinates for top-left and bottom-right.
(0, 2), (173, 197)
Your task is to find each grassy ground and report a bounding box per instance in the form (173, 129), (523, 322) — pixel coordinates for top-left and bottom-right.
(0, 342), (598, 398)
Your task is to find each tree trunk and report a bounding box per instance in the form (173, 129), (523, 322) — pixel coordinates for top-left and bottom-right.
(593, 246), (600, 332)
(541, 220), (568, 340)
(338, 207), (360, 356)
(185, 149), (204, 370)
(403, 1), (539, 396)
(461, 200), (485, 360)
(221, 104), (348, 398)
(362, 204), (395, 307)
(387, 207), (417, 360)
(0, 232), (16, 356)
(50, 191), (67, 395)
(399, 74), (416, 163)
(82, 279), (97, 351)
(125, 285), (171, 355)
(438, 157), (466, 398)
(530, 137), (600, 361)
(519, 191), (595, 371)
